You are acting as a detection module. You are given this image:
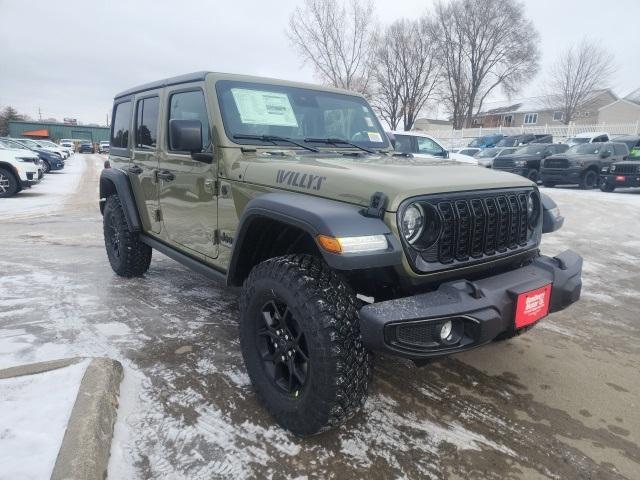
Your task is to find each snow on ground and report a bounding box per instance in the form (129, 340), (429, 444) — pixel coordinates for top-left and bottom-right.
(0, 154), (86, 218)
(0, 359), (89, 480)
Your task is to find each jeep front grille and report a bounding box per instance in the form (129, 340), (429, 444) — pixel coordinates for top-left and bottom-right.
(493, 158), (515, 169)
(612, 164), (638, 174)
(401, 188), (539, 273)
(544, 158), (569, 169)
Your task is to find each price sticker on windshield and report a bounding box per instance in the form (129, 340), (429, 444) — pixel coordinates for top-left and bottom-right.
(231, 88), (299, 127)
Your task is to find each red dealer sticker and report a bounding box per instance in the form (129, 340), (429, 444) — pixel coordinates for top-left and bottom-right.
(616, 175), (626, 182)
(515, 284), (552, 328)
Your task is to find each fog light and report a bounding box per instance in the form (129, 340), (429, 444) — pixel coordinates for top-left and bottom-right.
(439, 320), (453, 340)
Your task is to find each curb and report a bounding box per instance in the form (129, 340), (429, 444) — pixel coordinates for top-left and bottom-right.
(51, 357), (124, 480)
(0, 357), (82, 380)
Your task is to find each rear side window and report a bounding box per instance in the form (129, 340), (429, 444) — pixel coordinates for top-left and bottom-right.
(613, 143), (628, 155)
(168, 90), (210, 151)
(111, 101), (132, 149)
(135, 96), (159, 149)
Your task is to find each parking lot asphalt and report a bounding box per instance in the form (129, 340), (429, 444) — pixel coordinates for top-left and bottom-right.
(1, 154), (639, 479)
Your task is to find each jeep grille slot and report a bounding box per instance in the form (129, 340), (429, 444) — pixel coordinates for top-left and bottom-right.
(403, 188), (538, 273)
(612, 164), (638, 174)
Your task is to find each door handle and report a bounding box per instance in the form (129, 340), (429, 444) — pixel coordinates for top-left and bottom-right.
(128, 164), (143, 175)
(157, 170), (175, 182)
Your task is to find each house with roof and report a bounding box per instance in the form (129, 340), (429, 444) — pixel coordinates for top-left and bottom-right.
(473, 89), (618, 128)
(598, 89), (640, 125)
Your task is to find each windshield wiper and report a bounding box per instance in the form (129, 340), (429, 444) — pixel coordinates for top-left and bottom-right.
(233, 134), (319, 152)
(304, 137), (376, 154)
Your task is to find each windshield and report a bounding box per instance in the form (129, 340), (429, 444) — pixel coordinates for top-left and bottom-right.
(567, 143), (603, 154)
(496, 138), (517, 147)
(468, 138), (482, 147)
(216, 80), (389, 150)
(515, 145), (546, 155)
(476, 148), (500, 158)
(16, 138), (40, 148)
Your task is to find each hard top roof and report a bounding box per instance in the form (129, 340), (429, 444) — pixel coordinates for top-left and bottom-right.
(114, 71), (357, 100)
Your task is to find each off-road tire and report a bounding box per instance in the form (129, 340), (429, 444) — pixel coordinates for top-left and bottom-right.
(542, 181), (555, 188)
(239, 254), (371, 436)
(526, 169), (540, 183)
(42, 161), (51, 174)
(580, 170), (598, 190)
(103, 195), (152, 277)
(600, 182), (615, 192)
(0, 167), (19, 198)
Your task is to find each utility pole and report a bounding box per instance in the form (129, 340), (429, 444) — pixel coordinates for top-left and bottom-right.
(38, 107), (42, 121)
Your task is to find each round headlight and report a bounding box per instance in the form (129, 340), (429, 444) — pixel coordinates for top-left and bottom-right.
(401, 204), (424, 243)
(528, 191), (541, 228)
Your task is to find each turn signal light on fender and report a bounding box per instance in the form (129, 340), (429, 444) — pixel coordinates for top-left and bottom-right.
(317, 234), (388, 254)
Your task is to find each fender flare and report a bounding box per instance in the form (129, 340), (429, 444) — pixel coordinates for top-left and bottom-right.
(227, 192), (403, 285)
(99, 168), (141, 232)
(540, 192), (564, 233)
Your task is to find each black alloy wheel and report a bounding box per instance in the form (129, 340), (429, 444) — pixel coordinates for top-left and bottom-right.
(257, 299), (309, 397)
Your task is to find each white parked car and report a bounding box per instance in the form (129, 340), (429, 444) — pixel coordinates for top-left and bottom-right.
(0, 138), (44, 179)
(474, 147), (519, 168)
(38, 139), (72, 159)
(565, 131), (610, 147)
(387, 131), (479, 165)
(58, 140), (75, 155)
(0, 146), (40, 197)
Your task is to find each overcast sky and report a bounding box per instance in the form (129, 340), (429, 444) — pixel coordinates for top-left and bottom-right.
(1, 0), (638, 125)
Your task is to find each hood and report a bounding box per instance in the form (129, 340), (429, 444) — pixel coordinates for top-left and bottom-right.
(242, 152), (534, 212)
(547, 152), (598, 161)
(499, 153), (543, 161)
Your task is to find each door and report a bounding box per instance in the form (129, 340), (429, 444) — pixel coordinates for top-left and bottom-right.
(158, 86), (218, 258)
(130, 93), (162, 233)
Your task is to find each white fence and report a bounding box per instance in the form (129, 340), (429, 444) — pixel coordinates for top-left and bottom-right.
(420, 122), (640, 149)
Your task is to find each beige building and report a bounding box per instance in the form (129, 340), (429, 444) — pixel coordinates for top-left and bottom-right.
(473, 90), (618, 128)
(413, 118), (452, 130)
(598, 89), (640, 125)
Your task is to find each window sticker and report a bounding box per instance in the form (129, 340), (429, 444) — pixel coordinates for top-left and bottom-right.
(231, 88), (298, 127)
(367, 132), (383, 142)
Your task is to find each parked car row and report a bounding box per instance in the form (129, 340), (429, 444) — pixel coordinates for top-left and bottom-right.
(0, 138), (73, 198)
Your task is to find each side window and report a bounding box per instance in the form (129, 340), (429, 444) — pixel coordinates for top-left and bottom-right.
(393, 135), (413, 153)
(417, 137), (444, 156)
(135, 96), (159, 149)
(111, 101), (132, 149)
(168, 90), (210, 151)
(613, 143), (628, 156)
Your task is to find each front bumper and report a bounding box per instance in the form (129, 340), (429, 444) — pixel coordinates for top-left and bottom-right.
(540, 167), (582, 183)
(601, 173), (640, 188)
(359, 250), (582, 360)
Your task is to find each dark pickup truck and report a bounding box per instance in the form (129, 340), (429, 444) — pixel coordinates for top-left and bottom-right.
(496, 134), (553, 148)
(540, 142), (629, 189)
(492, 143), (569, 182)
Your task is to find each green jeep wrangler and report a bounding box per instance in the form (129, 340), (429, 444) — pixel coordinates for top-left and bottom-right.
(100, 72), (582, 435)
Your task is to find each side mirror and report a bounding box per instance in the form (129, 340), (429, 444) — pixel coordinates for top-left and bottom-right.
(442, 149), (449, 159)
(170, 119), (203, 153)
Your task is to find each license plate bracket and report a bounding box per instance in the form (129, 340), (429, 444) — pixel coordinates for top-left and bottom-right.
(515, 284), (552, 328)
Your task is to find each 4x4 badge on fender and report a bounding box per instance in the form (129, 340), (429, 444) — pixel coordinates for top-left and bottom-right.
(276, 170), (326, 191)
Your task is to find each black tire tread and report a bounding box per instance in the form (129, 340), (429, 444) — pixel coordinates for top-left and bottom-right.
(0, 167), (19, 198)
(103, 195), (152, 277)
(239, 254), (371, 436)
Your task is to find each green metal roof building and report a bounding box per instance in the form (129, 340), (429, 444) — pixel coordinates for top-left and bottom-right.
(8, 121), (110, 143)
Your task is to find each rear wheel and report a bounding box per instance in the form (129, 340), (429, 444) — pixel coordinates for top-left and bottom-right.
(103, 195), (152, 277)
(0, 168), (19, 198)
(580, 170), (598, 189)
(239, 254), (371, 436)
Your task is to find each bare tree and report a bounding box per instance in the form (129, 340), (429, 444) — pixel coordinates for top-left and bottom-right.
(434, 0), (540, 128)
(544, 40), (615, 125)
(373, 18), (441, 130)
(287, 0), (377, 94)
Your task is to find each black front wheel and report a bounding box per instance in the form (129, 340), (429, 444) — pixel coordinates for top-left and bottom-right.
(240, 254), (371, 436)
(526, 169), (540, 183)
(600, 182), (615, 192)
(42, 161), (51, 174)
(0, 168), (18, 198)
